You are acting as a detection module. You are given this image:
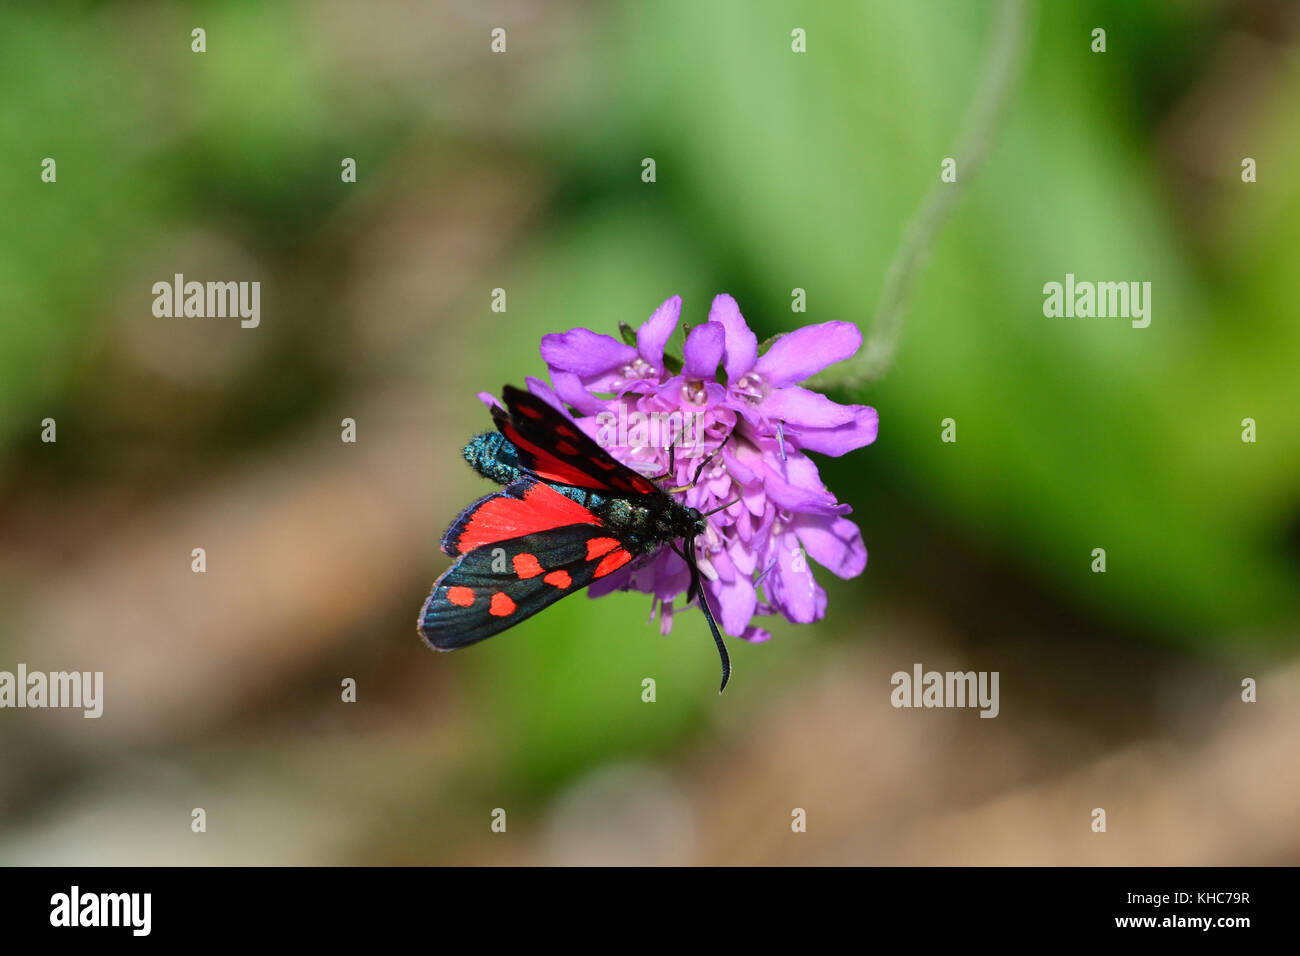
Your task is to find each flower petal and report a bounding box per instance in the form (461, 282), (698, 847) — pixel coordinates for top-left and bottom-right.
(754, 321), (862, 386)
(741, 483), (766, 518)
(708, 294), (757, 381)
(767, 532), (827, 623)
(705, 568), (756, 638)
(764, 473), (850, 515)
(793, 513), (866, 579)
(728, 537), (758, 576)
(525, 376), (572, 417)
(683, 321), (725, 380)
(658, 600), (675, 636)
(587, 563), (635, 597)
(549, 369), (607, 416)
(710, 546), (737, 584)
(791, 406), (879, 456)
(721, 446), (757, 485)
(637, 295), (681, 372)
(540, 328), (635, 378)
(762, 450), (851, 516)
(653, 550), (691, 600)
(761, 386), (860, 428)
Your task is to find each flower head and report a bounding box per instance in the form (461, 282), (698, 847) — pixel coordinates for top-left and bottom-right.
(498, 294), (876, 643)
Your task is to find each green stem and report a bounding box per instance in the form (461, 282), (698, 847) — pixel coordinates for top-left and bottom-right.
(814, 0), (1031, 392)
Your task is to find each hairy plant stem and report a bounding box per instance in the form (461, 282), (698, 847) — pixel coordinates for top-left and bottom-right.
(813, 0), (1031, 392)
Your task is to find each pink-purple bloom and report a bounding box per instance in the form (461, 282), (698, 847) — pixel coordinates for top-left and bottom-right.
(488, 294), (877, 644)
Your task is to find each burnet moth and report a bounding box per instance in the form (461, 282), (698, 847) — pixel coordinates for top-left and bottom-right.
(418, 385), (738, 691)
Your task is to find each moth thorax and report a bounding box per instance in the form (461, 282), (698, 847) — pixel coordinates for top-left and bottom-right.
(669, 505), (706, 540)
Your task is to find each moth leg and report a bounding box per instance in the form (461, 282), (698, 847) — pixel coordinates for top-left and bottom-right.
(662, 434), (731, 495)
(647, 422), (683, 482)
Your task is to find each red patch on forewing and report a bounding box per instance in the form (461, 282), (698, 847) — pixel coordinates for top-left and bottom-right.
(556, 440), (579, 456)
(512, 553), (543, 578)
(489, 592), (516, 616)
(594, 548), (633, 577)
(543, 570), (572, 588)
(503, 424), (613, 489)
(589, 457), (616, 472)
(556, 425), (578, 439)
(446, 586), (475, 607)
(515, 402), (543, 420)
(453, 482), (600, 554)
(586, 537), (621, 560)
(608, 473), (655, 494)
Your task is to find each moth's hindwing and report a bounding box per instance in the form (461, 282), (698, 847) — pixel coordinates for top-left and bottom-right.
(440, 477), (601, 557)
(420, 524), (636, 650)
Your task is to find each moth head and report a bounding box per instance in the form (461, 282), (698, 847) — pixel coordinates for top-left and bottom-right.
(678, 505), (707, 541)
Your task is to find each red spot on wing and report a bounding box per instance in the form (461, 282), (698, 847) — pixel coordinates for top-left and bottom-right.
(453, 482), (600, 554)
(512, 553), (543, 578)
(589, 457), (616, 472)
(594, 548), (633, 577)
(489, 592), (516, 616)
(607, 473), (655, 495)
(543, 570), (572, 588)
(556, 425), (578, 438)
(503, 424), (614, 489)
(556, 440), (579, 456)
(586, 537), (621, 560)
(446, 586), (475, 607)
(516, 402), (543, 420)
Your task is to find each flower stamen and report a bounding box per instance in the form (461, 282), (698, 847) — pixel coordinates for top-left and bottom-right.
(754, 556), (779, 587)
(732, 372), (768, 404)
(619, 357), (658, 382)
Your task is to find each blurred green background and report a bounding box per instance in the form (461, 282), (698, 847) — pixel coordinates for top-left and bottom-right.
(1, 0), (1297, 864)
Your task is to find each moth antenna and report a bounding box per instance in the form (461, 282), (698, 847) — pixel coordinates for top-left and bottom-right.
(679, 541), (731, 693)
(700, 494), (742, 518)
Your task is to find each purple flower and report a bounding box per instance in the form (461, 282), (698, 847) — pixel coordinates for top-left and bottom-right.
(516, 295), (877, 643)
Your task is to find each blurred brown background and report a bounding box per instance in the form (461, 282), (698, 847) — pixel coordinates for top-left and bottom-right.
(1, 0), (1298, 864)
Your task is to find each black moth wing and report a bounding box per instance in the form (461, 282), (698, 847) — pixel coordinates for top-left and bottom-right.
(419, 524), (635, 650)
(493, 385), (672, 503)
